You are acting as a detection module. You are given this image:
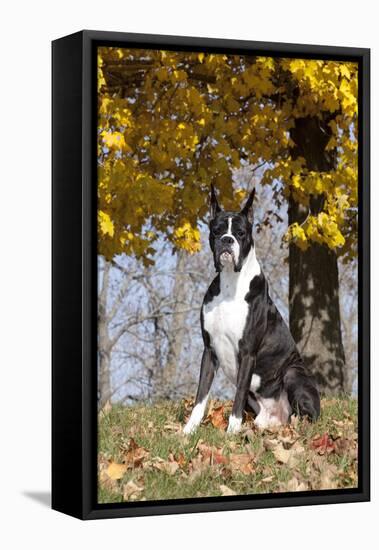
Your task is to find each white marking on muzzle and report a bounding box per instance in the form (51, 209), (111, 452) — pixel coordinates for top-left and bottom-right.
(220, 217), (240, 266)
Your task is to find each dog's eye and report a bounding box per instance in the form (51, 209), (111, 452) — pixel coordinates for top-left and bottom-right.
(212, 228), (222, 237)
(236, 231), (245, 238)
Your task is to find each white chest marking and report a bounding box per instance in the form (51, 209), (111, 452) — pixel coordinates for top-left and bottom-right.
(203, 247), (261, 387)
(251, 374), (261, 392)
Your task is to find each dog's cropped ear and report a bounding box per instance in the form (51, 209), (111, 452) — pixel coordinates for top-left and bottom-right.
(240, 188), (256, 222)
(210, 184), (221, 219)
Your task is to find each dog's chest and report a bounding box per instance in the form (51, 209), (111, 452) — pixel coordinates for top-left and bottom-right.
(203, 273), (250, 383)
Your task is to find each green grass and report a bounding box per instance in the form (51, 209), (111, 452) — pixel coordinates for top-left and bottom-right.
(98, 396), (358, 503)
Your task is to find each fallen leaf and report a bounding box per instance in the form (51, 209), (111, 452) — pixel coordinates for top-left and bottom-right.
(272, 446), (293, 465)
(123, 438), (149, 468)
(320, 465), (338, 490)
(220, 484), (236, 496)
(311, 433), (335, 455)
(263, 438), (278, 451)
(241, 428), (256, 440)
(197, 443), (228, 466)
(214, 453), (229, 465)
(123, 479), (144, 500)
(333, 437), (352, 456)
(267, 438), (304, 468)
(175, 452), (186, 467)
(280, 477), (308, 492)
(220, 466), (233, 480)
(332, 420), (345, 428)
(229, 453), (255, 475)
(153, 456), (179, 475)
(189, 455), (205, 475)
(106, 461), (127, 480)
(261, 475), (274, 483)
(206, 405), (228, 430)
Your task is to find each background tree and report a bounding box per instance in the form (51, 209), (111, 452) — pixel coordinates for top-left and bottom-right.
(97, 48), (358, 397)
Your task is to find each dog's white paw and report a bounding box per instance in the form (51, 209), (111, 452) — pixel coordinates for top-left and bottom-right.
(227, 415), (242, 434)
(183, 421), (198, 435)
(183, 396), (209, 435)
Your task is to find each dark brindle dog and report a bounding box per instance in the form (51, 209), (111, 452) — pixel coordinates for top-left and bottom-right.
(184, 186), (320, 434)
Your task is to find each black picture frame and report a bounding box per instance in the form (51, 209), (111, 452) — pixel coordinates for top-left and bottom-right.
(52, 30), (370, 520)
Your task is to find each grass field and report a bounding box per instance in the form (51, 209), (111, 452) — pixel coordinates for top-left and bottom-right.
(98, 397), (358, 503)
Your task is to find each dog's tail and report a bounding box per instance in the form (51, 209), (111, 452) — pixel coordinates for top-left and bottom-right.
(284, 366), (320, 422)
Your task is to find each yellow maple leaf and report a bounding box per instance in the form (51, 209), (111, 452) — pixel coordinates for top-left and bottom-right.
(173, 222), (201, 253)
(106, 462), (127, 480)
(99, 211), (114, 237)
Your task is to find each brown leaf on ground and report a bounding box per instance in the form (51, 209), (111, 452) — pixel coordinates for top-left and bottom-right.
(220, 484), (236, 496)
(122, 437), (150, 468)
(188, 444), (229, 479)
(241, 427), (256, 441)
(220, 466), (233, 480)
(206, 405), (228, 430)
(309, 455), (339, 490)
(175, 452), (187, 468)
(263, 438), (278, 451)
(229, 453), (255, 475)
(273, 446), (299, 466)
(197, 443), (229, 466)
(279, 477), (308, 493)
(319, 464), (339, 490)
(152, 455), (180, 476)
(311, 433), (336, 455)
(334, 437), (356, 458)
(265, 437), (304, 467)
(261, 475), (275, 483)
(189, 455), (205, 475)
(277, 424), (300, 448)
(123, 479), (144, 500)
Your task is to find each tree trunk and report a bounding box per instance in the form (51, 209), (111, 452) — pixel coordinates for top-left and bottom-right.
(289, 116), (346, 394)
(156, 249), (188, 398)
(98, 259), (112, 407)
(98, 348), (112, 407)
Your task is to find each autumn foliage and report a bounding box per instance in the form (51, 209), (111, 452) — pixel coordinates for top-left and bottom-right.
(97, 47), (358, 263)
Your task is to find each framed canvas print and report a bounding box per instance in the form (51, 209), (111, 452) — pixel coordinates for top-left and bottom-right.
(52, 30), (370, 520)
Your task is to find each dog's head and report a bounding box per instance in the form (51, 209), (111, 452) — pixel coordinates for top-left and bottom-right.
(209, 185), (256, 273)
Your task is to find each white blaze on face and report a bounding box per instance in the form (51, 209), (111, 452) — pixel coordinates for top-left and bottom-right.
(220, 217), (240, 267)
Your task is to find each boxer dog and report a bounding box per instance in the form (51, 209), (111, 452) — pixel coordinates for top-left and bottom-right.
(184, 185), (320, 434)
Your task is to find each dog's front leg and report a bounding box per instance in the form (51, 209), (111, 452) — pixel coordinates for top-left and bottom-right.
(183, 347), (217, 434)
(227, 355), (255, 434)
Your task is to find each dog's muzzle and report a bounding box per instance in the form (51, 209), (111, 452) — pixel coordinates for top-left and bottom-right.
(219, 248), (235, 267)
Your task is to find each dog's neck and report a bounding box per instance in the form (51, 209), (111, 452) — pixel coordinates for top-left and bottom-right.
(219, 245), (260, 298)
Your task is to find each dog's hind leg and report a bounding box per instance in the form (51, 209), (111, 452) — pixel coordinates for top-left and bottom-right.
(283, 366), (320, 422)
(245, 392), (261, 416)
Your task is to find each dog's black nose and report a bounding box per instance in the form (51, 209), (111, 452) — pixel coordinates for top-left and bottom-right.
(221, 236), (234, 245)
